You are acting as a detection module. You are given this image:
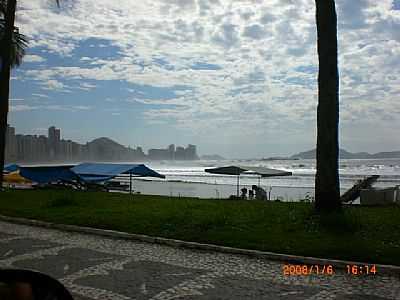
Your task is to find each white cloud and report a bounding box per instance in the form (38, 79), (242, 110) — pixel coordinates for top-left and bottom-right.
(78, 82), (97, 91)
(43, 79), (65, 90)
(10, 103), (92, 112)
(43, 105), (92, 112)
(10, 105), (37, 111)
(23, 54), (46, 63)
(72, 105), (91, 110)
(32, 93), (49, 98)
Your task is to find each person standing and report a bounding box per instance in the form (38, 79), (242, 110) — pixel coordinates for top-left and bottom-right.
(252, 185), (267, 200)
(248, 189), (254, 200)
(240, 187), (248, 200)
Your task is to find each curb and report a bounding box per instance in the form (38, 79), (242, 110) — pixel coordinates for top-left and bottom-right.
(0, 214), (399, 275)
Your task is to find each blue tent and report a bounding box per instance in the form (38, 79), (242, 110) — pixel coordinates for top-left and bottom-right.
(71, 163), (165, 193)
(19, 165), (77, 184)
(15, 163), (165, 193)
(3, 163), (19, 173)
(71, 163), (165, 182)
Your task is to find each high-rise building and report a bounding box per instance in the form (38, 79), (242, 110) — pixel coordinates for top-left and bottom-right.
(55, 128), (61, 142)
(37, 135), (48, 161)
(48, 126), (56, 143)
(148, 148), (168, 160)
(48, 126), (61, 160)
(48, 126), (56, 159)
(175, 146), (185, 160)
(5, 124), (17, 162)
(186, 144), (197, 160)
(168, 144), (175, 160)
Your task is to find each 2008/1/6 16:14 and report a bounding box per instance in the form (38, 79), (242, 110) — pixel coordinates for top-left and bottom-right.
(283, 264), (378, 276)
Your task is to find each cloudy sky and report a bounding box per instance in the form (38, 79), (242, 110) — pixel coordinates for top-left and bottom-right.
(8, 0), (400, 158)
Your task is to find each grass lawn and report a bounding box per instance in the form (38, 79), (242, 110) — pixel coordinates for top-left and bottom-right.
(0, 189), (399, 266)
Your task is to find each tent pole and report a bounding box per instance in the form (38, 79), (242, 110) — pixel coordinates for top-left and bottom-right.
(129, 172), (132, 194)
(237, 175), (239, 198)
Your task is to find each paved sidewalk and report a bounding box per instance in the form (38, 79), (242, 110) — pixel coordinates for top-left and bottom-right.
(0, 220), (399, 299)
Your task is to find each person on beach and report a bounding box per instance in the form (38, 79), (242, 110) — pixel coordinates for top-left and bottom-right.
(252, 185), (267, 200)
(240, 187), (248, 199)
(248, 189), (254, 200)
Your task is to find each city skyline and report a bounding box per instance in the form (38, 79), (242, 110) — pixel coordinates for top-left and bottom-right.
(5, 124), (199, 163)
(8, 1), (400, 158)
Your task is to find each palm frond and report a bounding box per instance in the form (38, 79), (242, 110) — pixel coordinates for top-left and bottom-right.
(11, 28), (28, 67)
(0, 0), (6, 17)
(0, 22), (29, 68)
(0, 0), (59, 68)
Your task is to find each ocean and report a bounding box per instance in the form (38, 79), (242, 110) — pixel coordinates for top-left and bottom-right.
(119, 158), (400, 201)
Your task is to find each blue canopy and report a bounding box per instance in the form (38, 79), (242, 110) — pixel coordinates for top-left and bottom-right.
(71, 163), (165, 183)
(3, 163), (19, 173)
(19, 165), (77, 184)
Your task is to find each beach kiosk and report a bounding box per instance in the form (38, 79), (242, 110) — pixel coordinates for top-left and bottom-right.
(205, 165), (292, 198)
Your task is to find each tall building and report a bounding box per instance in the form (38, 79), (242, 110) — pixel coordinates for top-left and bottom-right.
(37, 135), (48, 161)
(168, 144), (175, 160)
(48, 126), (61, 159)
(186, 144), (197, 160)
(48, 126), (56, 143)
(148, 148), (168, 160)
(55, 129), (60, 142)
(48, 126), (56, 159)
(5, 124), (17, 162)
(175, 146), (185, 160)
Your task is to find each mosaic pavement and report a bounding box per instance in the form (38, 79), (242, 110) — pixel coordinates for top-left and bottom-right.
(0, 221), (399, 299)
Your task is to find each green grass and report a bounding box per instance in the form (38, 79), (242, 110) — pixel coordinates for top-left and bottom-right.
(0, 189), (399, 265)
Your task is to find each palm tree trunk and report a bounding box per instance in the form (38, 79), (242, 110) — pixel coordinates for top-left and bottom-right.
(314, 0), (341, 211)
(0, 0), (17, 190)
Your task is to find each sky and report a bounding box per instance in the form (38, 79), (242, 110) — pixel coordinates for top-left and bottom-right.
(8, 0), (400, 158)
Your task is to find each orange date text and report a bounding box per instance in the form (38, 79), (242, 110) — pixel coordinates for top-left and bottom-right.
(283, 264), (335, 276)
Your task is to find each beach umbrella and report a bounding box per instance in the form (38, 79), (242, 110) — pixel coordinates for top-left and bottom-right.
(205, 165), (292, 198)
(205, 166), (246, 197)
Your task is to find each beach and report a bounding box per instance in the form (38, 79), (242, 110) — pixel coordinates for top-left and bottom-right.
(123, 179), (316, 200)
(113, 158), (400, 200)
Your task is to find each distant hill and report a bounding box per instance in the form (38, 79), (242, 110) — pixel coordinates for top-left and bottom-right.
(86, 137), (134, 161)
(88, 137), (126, 151)
(86, 137), (199, 161)
(290, 148), (400, 159)
(201, 154), (225, 160)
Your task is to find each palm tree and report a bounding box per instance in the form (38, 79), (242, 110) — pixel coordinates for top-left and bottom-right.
(0, 0), (18, 190)
(0, 0), (58, 189)
(314, 0), (341, 211)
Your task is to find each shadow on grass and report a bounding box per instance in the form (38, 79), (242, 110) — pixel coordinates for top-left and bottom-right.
(46, 191), (78, 208)
(305, 208), (361, 234)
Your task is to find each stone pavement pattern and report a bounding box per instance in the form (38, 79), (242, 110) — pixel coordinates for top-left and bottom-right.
(0, 221), (399, 299)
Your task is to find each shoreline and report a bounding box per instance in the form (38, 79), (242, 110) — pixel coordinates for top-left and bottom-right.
(126, 179), (348, 201)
